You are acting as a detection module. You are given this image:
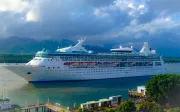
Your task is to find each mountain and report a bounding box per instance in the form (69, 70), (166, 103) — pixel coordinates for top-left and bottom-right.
(0, 37), (109, 53)
(0, 36), (180, 57)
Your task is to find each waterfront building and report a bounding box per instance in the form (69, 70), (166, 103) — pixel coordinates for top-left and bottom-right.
(137, 86), (146, 96)
(99, 99), (112, 108)
(109, 95), (122, 104)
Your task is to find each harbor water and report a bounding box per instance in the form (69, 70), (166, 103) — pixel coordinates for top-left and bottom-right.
(0, 63), (180, 108)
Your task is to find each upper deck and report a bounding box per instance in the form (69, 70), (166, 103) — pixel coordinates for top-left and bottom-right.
(35, 39), (160, 60)
(34, 50), (161, 62)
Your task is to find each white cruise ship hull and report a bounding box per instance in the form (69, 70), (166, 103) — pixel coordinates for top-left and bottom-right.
(3, 64), (166, 82)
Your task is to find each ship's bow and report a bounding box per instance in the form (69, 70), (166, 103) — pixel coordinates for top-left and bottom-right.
(2, 63), (31, 81)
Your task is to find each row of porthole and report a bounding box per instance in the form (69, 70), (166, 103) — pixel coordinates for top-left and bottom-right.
(37, 58), (160, 62)
(43, 70), (142, 73)
(44, 68), (155, 71)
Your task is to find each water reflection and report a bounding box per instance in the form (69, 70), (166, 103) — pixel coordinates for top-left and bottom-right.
(13, 76), (152, 107)
(0, 75), (153, 108)
(27, 76), (152, 89)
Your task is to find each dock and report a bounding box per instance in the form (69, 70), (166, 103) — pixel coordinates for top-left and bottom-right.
(128, 86), (147, 104)
(21, 101), (70, 112)
(128, 90), (145, 98)
(128, 86), (146, 98)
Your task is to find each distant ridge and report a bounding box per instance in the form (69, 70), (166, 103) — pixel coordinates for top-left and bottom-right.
(0, 36), (180, 56)
(0, 37), (109, 53)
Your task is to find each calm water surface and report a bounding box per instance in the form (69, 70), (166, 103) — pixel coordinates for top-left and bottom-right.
(0, 63), (179, 107)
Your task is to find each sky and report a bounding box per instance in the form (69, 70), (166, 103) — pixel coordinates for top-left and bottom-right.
(0, 0), (180, 47)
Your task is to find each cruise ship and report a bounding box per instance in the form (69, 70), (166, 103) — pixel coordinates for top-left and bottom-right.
(4, 38), (165, 82)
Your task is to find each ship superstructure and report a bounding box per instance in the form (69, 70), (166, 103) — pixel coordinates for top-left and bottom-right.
(4, 38), (165, 82)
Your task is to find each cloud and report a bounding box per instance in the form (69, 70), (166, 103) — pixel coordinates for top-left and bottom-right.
(0, 0), (179, 49)
(26, 10), (38, 22)
(0, 0), (29, 13)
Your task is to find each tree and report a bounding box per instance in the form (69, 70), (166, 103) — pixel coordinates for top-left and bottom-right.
(84, 110), (93, 112)
(77, 107), (82, 112)
(137, 101), (162, 112)
(14, 109), (21, 112)
(146, 74), (180, 106)
(61, 108), (65, 112)
(104, 108), (115, 112)
(167, 107), (180, 112)
(118, 100), (136, 112)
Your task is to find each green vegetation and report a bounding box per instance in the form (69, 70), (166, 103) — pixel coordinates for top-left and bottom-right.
(163, 57), (180, 63)
(104, 108), (115, 112)
(83, 110), (93, 112)
(167, 107), (180, 112)
(61, 108), (66, 112)
(77, 107), (83, 112)
(118, 100), (136, 112)
(137, 101), (162, 112)
(146, 74), (180, 106)
(0, 54), (34, 63)
(14, 108), (21, 112)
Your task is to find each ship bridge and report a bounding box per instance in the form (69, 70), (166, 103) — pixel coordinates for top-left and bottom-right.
(110, 46), (135, 53)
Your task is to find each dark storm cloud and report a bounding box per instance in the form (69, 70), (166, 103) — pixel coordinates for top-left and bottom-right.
(3, 0), (133, 40)
(0, 0), (180, 48)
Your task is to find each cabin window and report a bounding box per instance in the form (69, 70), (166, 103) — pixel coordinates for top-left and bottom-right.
(155, 62), (161, 66)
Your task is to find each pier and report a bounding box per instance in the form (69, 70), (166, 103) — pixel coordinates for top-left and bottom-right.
(128, 90), (145, 98)
(128, 86), (147, 104)
(21, 100), (70, 112)
(128, 86), (146, 98)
